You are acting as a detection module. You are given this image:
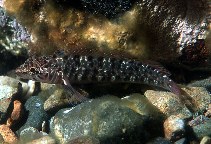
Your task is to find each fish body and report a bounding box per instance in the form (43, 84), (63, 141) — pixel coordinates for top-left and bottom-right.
(15, 52), (181, 95)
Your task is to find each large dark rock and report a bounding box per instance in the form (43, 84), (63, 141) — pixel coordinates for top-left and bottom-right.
(50, 96), (149, 143)
(17, 96), (48, 134)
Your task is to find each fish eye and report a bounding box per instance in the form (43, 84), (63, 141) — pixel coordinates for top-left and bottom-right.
(30, 67), (39, 74)
(30, 67), (36, 72)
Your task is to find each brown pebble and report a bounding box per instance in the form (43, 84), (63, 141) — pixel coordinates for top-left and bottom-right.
(6, 100), (22, 127)
(163, 115), (185, 142)
(6, 118), (13, 127)
(11, 100), (22, 120)
(0, 124), (18, 143)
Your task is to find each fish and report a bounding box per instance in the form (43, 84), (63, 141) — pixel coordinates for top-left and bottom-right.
(15, 51), (182, 100)
(15, 51), (200, 113)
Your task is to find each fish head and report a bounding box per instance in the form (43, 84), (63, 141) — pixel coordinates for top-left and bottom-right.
(15, 55), (63, 84)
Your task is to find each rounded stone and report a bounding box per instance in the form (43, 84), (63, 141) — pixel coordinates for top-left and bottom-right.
(200, 136), (211, 144)
(50, 96), (148, 143)
(146, 137), (171, 144)
(144, 90), (192, 118)
(40, 84), (73, 112)
(192, 119), (211, 139)
(0, 124), (18, 143)
(0, 76), (25, 123)
(66, 136), (100, 144)
(17, 96), (48, 134)
(163, 115), (186, 142)
(19, 127), (55, 144)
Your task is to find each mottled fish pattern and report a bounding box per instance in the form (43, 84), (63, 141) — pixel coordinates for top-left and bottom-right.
(15, 51), (181, 95)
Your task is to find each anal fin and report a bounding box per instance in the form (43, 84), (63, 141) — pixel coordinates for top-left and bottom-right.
(62, 75), (89, 103)
(62, 84), (89, 103)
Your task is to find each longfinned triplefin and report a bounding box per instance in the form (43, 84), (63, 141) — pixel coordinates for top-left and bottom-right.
(15, 51), (182, 100)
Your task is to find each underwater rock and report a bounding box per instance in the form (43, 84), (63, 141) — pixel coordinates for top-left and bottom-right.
(200, 136), (211, 144)
(2, 0), (210, 64)
(205, 104), (211, 117)
(0, 84), (18, 113)
(0, 76), (29, 92)
(0, 76), (23, 122)
(66, 136), (100, 144)
(25, 136), (56, 144)
(0, 76), (29, 99)
(39, 83), (80, 112)
(50, 96), (148, 143)
(146, 137), (171, 144)
(121, 93), (166, 136)
(121, 93), (165, 119)
(19, 127), (55, 144)
(0, 7), (29, 43)
(163, 115), (186, 142)
(80, 0), (136, 19)
(0, 0), (2, 7)
(174, 138), (187, 144)
(144, 90), (192, 118)
(188, 76), (211, 89)
(6, 100), (22, 127)
(192, 118), (211, 139)
(10, 100), (22, 121)
(145, 87), (211, 116)
(0, 6), (29, 39)
(181, 87), (211, 112)
(0, 124), (18, 143)
(179, 39), (209, 66)
(0, 134), (3, 143)
(0, 6), (28, 74)
(19, 127), (39, 142)
(17, 96), (48, 134)
(188, 115), (209, 127)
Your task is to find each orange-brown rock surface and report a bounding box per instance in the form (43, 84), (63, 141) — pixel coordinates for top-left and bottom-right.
(0, 124), (18, 143)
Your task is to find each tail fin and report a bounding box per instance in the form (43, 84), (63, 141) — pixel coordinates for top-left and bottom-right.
(168, 80), (182, 96)
(168, 81), (197, 113)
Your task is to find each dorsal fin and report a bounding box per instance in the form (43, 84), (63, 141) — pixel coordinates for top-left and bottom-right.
(143, 60), (171, 76)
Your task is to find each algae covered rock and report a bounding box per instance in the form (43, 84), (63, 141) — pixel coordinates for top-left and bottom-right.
(2, 0), (210, 64)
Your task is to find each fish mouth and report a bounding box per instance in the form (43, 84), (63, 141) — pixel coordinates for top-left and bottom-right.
(15, 66), (25, 76)
(15, 66), (30, 79)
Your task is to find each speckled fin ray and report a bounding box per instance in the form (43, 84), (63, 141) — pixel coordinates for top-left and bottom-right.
(62, 75), (89, 103)
(62, 84), (89, 103)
